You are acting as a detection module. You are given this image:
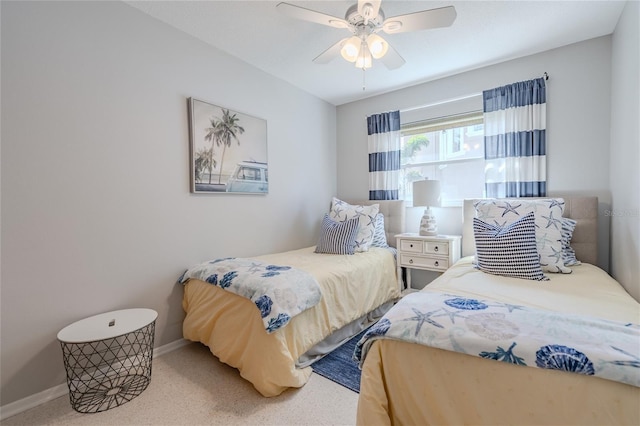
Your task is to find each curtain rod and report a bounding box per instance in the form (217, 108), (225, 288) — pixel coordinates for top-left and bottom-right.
(374, 72), (549, 117)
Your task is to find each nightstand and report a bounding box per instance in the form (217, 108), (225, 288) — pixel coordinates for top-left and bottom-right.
(395, 233), (462, 292)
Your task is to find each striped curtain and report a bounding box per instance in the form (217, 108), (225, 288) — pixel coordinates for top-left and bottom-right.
(482, 78), (547, 197)
(367, 110), (400, 200)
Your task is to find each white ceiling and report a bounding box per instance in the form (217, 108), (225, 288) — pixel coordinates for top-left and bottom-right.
(125, 0), (626, 105)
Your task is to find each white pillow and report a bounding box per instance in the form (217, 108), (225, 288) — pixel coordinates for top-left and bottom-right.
(329, 198), (379, 252)
(474, 198), (571, 274)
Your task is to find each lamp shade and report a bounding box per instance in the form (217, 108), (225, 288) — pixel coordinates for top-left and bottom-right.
(340, 36), (361, 62)
(366, 34), (389, 59)
(413, 180), (441, 207)
(355, 41), (372, 69)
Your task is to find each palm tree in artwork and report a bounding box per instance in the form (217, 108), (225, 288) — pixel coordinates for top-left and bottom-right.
(203, 119), (220, 184)
(213, 109), (245, 184)
(194, 146), (214, 183)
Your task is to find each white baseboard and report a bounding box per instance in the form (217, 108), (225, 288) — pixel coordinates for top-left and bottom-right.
(0, 338), (191, 421)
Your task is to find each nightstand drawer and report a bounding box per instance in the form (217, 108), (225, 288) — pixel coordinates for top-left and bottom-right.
(400, 254), (449, 271)
(399, 239), (424, 253)
(425, 242), (449, 255)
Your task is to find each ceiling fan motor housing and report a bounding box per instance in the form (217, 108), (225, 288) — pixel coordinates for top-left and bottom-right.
(345, 3), (385, 34)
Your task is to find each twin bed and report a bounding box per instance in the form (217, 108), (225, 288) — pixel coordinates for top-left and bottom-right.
(179, 199), (404, 397)
(355, 196), (639, 425)
(179, 195), (639, 425)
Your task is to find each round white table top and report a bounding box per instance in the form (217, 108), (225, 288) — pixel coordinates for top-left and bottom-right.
(57, 308), (158, 343)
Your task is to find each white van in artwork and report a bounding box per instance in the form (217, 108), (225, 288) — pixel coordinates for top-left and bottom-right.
(226, 161), (268, 193)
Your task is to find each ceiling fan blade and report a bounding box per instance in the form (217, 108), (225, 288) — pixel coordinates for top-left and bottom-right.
(313, 38), (348, 64)
(276, 2), (349, 29)
(358, 0), (382, 24)
(379, 44), (405, 70)
(382, 6), (457, 34)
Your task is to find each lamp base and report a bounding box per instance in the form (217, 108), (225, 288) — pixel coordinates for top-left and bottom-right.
(419, 207), (438, 236)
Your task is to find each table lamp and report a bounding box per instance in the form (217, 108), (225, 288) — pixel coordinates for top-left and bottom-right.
(413, 179), (441, 236)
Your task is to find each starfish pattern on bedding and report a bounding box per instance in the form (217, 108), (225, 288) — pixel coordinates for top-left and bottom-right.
(541, 210), (562, 231)
(487, 302), (528, 313)
(434, 308), (467, 324)
(363, 214), (375, 228)
(536, 232), (555, 251)
(332, 205), (346, 220)
(546, 199), (565, 210)
(549, 245), (563, 263)
(609, 346), (640, 368)
(401, 308), (444, 337)
(246, 262), (264, 274)
(497, 202), (522, 217)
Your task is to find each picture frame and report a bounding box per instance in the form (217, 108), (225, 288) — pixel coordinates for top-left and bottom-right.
(187, 97), (268, 194)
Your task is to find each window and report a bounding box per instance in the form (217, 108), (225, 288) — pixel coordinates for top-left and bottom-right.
(237, 166), (261, 181)
(400, 111), (484, 206)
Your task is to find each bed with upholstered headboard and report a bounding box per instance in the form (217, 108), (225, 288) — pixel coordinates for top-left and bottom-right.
(179, 198), (404, 397)
(355, 196), (639, 426)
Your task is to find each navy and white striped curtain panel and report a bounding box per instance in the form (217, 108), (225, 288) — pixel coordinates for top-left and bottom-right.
(367, 110), (401, 200)
(482, 78), (547, 198)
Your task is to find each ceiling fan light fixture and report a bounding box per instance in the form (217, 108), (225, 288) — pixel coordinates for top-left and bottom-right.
(340, 36), (361, 62)
(355, 42), (372, 69)
(383, 20), (403, 33)
(367, 34), (388, 59)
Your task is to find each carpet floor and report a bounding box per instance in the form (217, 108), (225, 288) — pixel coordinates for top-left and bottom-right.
(3, 342), (358, 425)
(310, 328), (369, 393)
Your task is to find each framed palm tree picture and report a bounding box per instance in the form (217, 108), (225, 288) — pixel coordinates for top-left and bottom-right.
(188, 97), (268, 194)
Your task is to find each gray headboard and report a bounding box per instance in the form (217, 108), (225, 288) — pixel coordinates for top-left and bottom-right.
(346, 200), (406, 248)
(462, 196), (598, 265)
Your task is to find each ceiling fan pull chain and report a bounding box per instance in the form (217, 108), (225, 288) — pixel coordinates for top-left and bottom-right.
(362, 68), (366, 91)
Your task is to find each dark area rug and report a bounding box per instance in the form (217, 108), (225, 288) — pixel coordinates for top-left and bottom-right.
(310, 327), (369, 393)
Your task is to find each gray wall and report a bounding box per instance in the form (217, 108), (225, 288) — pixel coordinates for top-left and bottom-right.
(337, 33), (638, 295)
(0, 1), (336, 406)
(610, 0), (640, 301)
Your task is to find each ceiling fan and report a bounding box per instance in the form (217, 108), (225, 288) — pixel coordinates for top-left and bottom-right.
(276, 0), (456, 70)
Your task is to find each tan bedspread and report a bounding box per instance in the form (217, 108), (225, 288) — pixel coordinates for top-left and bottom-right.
(182, 246), (399, 397)
(357, 258), (640, 425)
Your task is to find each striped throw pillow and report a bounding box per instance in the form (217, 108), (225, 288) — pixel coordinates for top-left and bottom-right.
(315, 214), (359, 255)
(370, 213), (389, 248)
(473, 212), (549, 281)
(561, 217), (581, 266)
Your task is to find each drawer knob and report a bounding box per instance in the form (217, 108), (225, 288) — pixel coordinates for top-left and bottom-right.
(434, 261), (439, 267)
(410, 244), (414, 248)
(434, 246), (439, 252)
(409, 259), (413, 264)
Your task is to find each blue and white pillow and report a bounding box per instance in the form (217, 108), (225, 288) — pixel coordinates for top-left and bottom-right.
(473, 212), (549, 281)
(370, 213), (389, 248)
(315, 214), (359, 255)
(329, 198), (379, 252)
(474, 198), (571, 274)
(561, 217), (581, 266)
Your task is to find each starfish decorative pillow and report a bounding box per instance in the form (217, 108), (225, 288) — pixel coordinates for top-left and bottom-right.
(474, 198), (571, 274)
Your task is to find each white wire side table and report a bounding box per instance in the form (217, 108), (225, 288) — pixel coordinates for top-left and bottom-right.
(57, 308), (157, 413)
